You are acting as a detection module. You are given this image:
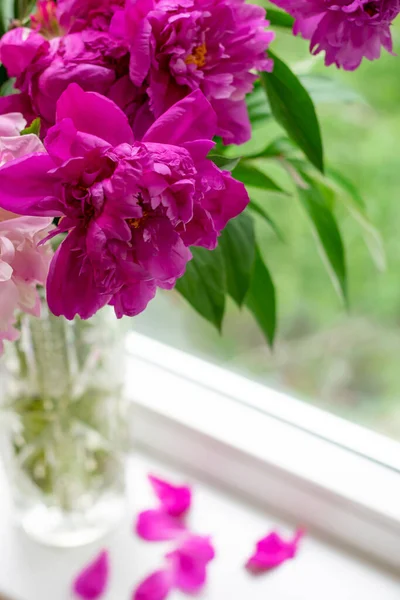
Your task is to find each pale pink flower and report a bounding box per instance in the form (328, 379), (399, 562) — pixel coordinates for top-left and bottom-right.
(0, 129), (52, 353)
(0, 112), (26, 137)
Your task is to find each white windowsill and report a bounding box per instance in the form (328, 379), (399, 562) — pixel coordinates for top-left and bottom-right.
(0, 453), (400, 600)
(126, 332), (400, 571)
(0, 332), (399, 599)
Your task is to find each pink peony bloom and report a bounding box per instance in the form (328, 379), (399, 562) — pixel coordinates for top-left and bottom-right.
(0, 93), (36, 127)
(1, 0), (272, 142)
(57, 0), (125, 32)
(271, 0), (400, 70)
(0, 25), (130, 130)
(246, 529), (304, 572)
(110, 0), (274, 144)
(133, 534), (215, 600)
(0, 84), (248, 321)
(0, 127), (53, 353)
(73, 550), (109, 599)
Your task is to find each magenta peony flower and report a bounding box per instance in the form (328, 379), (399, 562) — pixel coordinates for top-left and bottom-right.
(0, 0), (272, 142)
(110, 0), (274, 144)
(0, 84), (248, 321)
(57, 0), (125, 32)
(271, 0), (400, 70)
(0, 25), (130, 130)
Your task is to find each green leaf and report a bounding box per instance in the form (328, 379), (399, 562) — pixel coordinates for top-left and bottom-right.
(260, 52), (324, 173)
(327, 167), (365, 209)
(176, 245), (226, 331)
(209, 154), (241, 172)
(297, 173), (347, 302)
(0, 77), (16, 97)
(21, 117), (41, 136)
(248, 200), (284, 241)
(245, 246), (276, 346)
(219, 212), (255, 306)
(232, 162), (288, 194)
(249, 136), (298, 160)
(327, 169), (385, 270)
(265, 8), (294, 29)
(0, 0), (14, 35)
(246, 83), (271, 126)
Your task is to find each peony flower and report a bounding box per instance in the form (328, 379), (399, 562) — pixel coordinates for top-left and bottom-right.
(0, 25), (130, 131)
(0, 112), (26, 137)
(0, 210), (53, 354)
(0, 84), (249, 321)
(271, 0), (400, 70)
(133, 534), (215, 600)
(110, 0), (274, 144)
(246, 529), (304, 572)
(1, 0), (272, 142)
(31, 1), (61, 37)
(0, 93), (36, 127)
(0, 125), (53, 353)
(57, 0), (125, 33)
(73, 550), (109, 599)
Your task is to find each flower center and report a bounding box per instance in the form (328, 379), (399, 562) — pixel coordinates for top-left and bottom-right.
(185, 43), (207, 68)
(127, 211), (148, 230)
(363, 2), (379, 17)
(31, 1), (61, 38)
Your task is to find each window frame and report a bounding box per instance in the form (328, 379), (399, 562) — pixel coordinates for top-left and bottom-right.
(126, 332), (400, 571)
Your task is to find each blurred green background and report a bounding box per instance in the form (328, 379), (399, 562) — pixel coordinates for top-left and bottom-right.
(134, 24), (400, 441)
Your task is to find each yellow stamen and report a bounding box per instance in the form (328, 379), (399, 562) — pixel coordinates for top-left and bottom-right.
(127, 212), (148, 230)
(185, 43), (207, 68)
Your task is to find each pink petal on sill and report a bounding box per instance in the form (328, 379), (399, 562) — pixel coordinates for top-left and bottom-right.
(73, 550), (109, 599)
(148, 474), (192, 517)
(246, 530), (304, 572)
(167, 534), (216, 594)
(133, 569), (172, 600)
(136, 509), (186, 541)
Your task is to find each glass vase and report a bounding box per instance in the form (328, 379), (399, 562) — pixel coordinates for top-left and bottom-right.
(0, 299), (128, 547)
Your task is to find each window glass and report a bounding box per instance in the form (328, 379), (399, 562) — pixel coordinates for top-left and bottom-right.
(133, 28), (400, 443)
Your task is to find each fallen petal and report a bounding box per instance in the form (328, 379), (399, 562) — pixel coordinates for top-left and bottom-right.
(136, 509), (186, 541)
(148, 474), (191, 517)
(246, 530), (304, 572)
(133, 569), (172, 600)
(73, 550), (109, 599)
(168, 534), (215, 594)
